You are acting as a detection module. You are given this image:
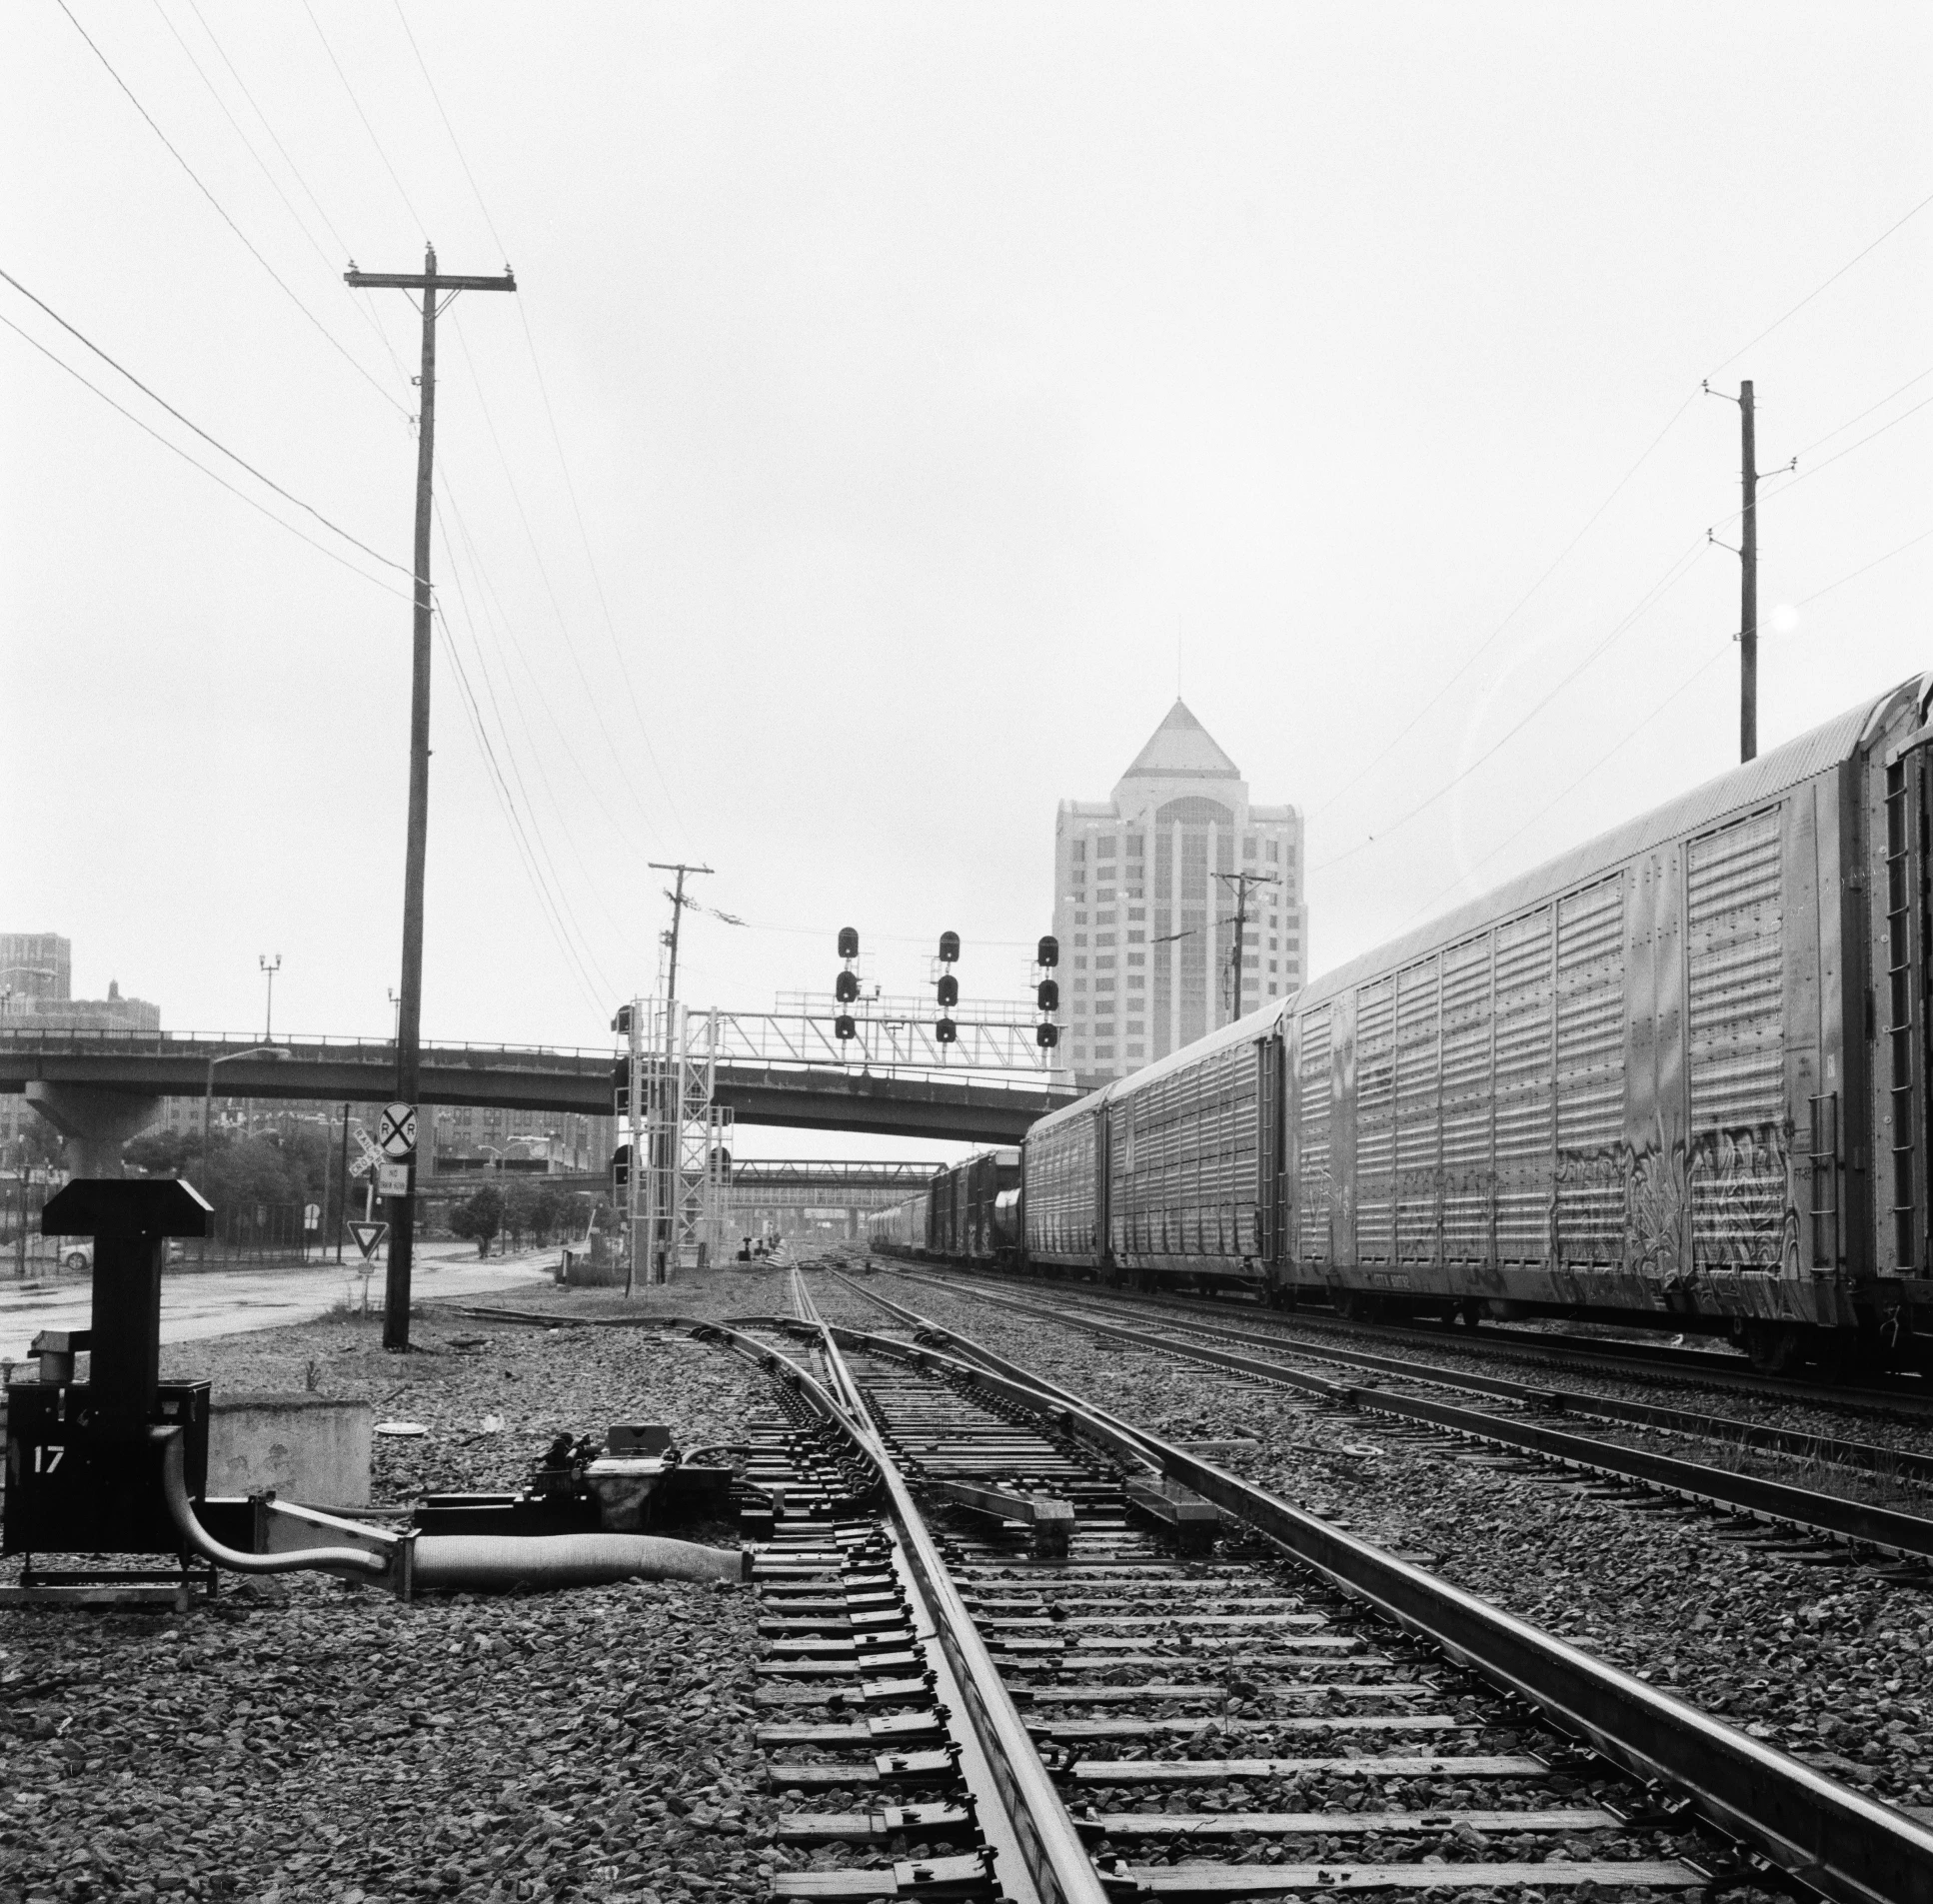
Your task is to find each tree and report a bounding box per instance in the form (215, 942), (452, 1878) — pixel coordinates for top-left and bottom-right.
(504, 1180), (566, 1251)
(449, 1184), (504, 1258)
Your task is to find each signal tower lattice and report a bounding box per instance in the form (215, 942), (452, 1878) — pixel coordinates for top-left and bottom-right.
(612, 999), (731, 1289)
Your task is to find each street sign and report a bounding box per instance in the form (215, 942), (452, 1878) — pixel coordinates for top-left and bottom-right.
(349, 1220), (389, 1261)
(380, 1103), (418, 1158)
(378, 1162), (410, 1196)
(303, 1202), (321, 1230)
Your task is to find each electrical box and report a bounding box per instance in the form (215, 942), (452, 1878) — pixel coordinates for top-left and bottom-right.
(3, 1380), (210, 1558)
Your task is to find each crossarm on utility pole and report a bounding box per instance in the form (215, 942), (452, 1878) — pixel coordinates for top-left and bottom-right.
(344, 271), (518, 293)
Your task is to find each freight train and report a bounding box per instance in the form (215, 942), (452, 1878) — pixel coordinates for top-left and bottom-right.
(870, 677), (1933, 1374)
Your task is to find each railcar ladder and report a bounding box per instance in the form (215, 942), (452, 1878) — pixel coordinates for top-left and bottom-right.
(1883, 755), (1928, 1270)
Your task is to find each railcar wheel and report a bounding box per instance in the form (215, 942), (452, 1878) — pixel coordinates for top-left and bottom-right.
(1744, 1320), (1804, 1374)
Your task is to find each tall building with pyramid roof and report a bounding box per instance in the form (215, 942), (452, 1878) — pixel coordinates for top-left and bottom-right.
(1052, 702), (1305, 1085)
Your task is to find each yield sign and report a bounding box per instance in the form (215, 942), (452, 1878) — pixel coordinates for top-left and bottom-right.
(379, 1103), (418, 1159)
(350, 1220), (390, 1261)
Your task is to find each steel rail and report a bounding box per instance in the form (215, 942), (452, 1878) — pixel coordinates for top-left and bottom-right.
(900, 1271), (1933, 1564)
(926, 1254), (1933, 1418)
(696, 1315), (1109, 1904)
(831, 1271), (1933, 1904)
(902, 1271), (1933, 1488)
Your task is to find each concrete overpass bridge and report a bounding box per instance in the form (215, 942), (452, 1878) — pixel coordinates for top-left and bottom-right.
(0, 1027), (1079, 1170)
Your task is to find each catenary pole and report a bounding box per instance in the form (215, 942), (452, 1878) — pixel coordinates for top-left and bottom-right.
(346, 246), (516, 1350)
(1740, 379), (1757, 764)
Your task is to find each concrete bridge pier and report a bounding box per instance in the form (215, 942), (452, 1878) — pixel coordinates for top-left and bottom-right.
(25, 1081), (161, 1176)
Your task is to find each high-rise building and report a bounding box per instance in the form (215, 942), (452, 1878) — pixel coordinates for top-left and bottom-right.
(0, 934), (71, 1003)
(1051, 701), (1306, 1087)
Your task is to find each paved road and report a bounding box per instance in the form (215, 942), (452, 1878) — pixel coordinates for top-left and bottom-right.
(0, 1243), (556, 1365)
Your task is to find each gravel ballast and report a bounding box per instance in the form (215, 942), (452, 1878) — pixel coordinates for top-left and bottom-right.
(0, 1265), (799, 1904)
(835, 1264), (1933, 1819)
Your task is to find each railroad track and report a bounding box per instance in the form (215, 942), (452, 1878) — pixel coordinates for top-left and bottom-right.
(610, 1266), (1932, 1903)
(882, 1255), (1933, 1423)
(872, 1266), (1933, 1580)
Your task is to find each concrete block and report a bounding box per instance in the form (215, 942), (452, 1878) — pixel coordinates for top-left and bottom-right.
(558, 1248), (627, 1287)
(207, 1393), (373, 1508)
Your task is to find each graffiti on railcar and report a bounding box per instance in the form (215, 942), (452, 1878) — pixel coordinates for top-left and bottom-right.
(1553, 1116), (1796, 1279)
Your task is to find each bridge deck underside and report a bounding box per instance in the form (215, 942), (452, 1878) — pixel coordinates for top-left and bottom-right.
(0, 1047), (1073, 1144)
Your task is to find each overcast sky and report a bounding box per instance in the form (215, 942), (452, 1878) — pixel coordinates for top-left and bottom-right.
(4, 4), (1930, 1160)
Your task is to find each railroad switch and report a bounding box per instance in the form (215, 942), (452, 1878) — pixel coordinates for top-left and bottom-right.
(1123, 1474), (1221, 1552)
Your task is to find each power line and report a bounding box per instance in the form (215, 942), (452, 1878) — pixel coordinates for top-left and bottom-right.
(300, 0), (427, 236)
(170, 0), (418, 400)
(431, 602), (612, 1015)
(179, 0), (358, 258)
(389, 0), (506, 256)
(0, 265), (410, 578)
(1307, 389), (1701, 824)
(392, 4), (690, 838)
(54, 0), (407, 418)
(448, 314), (672, 849)
(1393, 637), (1734, 932)
(433, 491), (649, 974)
(0, 309), (411, 599)
(1706, 184), (1933, 380)
(1792, 363), (1933, 461)
(1309, 185), (1933, 833)
(1796, 526), (1933, 609)
(1311, 535), (1713, 875)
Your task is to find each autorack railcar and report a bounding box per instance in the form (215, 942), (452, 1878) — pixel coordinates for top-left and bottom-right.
(1018, 676), (1933, 1372)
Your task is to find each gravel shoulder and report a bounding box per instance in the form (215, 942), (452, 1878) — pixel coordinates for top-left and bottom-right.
(837, 1266), (1933, 1820)
(0, 1264), (798, 1904)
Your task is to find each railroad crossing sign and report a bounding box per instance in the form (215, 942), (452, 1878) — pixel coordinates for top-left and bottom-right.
(349, 1127), (381, 1179)
(349, 1220), (389, 1261)
(379, 1103), (418, 1159)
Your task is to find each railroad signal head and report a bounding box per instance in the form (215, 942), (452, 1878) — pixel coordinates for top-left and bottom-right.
(938, 931), (961, 963)
(612, 1004), (634, 1035)
(836, 1012), (857, 1041)
(1036, 978), (1059, 1012)
(937, 972), (960, 1008)
(936, 1016), (958, 1044)
(611, 1056), (631, 1118)
(612, 1142), (633, 1192)
(1036, 936), (1059, 969)
(838, 927), (860, 960)
(1035, 1022), (1060, 1050)
(835, 970), (860, 1004)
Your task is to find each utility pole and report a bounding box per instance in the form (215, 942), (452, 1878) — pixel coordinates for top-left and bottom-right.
(1740, 380), (1757, 763)
(347, 245), (517, 1351)
(1213, 870), (1280, 1026)
(646, 864), (712, 1284)
(651, 862), (715, 1011)
(1705, 379), (1787, 766)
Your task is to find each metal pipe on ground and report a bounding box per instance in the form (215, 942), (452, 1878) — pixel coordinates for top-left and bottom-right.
(156, 1426), (388, 1577)
(410, 1533), (749, 1592)
(159, 1425), (750, 1592)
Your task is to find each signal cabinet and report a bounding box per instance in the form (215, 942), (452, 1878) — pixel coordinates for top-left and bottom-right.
(3, 1380), (210, 1558)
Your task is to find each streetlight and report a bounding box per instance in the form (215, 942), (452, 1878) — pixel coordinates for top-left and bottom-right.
(202, 1045), (287, 1266)
(260, 954), (283, 1038)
